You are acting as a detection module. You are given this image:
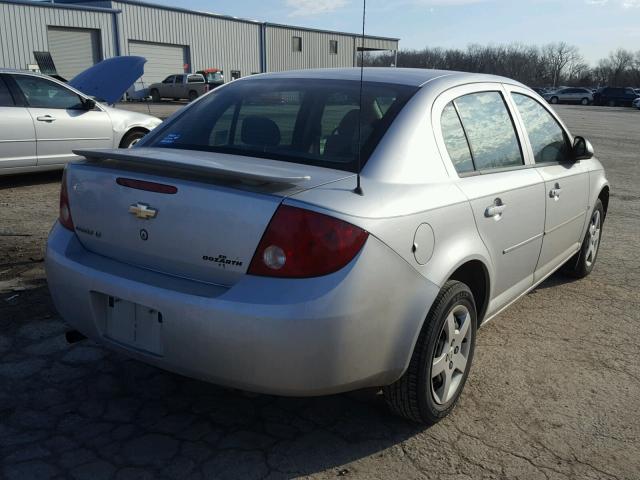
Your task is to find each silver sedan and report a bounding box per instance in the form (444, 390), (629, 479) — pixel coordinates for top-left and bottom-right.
(0, 70), (162, 176)
(45, 68), (609, 424)
(543, 87), (593, 105)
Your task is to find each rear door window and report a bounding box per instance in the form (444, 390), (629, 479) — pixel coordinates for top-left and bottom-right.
(512, 93), (570, 164)
(453, 91), (523, 170)
(440, 102), (474, 174)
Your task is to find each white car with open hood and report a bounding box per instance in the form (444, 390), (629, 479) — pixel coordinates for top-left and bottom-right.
(0, 67), (161, 176)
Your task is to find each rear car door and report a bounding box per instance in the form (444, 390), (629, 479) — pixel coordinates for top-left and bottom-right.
(171, 75), (185, 98)
(508, 87), (589, 281)
(434, 84), (546, 313)
(10, 73), (113, 166)
(0, 74), (37, 169)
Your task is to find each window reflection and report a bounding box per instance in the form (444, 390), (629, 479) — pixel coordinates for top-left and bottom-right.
(454, 92), (523, 170)
(512, 93), (569, 164)
(441, 102), (474, 174)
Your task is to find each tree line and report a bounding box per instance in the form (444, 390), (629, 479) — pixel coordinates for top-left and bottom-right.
(363, 42), (640, 88)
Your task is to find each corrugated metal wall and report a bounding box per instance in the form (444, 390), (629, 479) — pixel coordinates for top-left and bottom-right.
(359, 37), (398, 52)
(265, 26), (356, 72)
(111, 1), (262, 77)
(0, 2), (115, 71)
(0, 0), (399, 78)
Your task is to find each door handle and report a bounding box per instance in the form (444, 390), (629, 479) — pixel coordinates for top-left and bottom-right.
(485, 198), (506, 218)
(36, 115), (56, 122)
(549, 183), (562, 199)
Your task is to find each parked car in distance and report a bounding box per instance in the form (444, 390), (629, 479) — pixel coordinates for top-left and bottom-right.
(46, 68), (609, 425)
(593, 87), (640, 107)
(196, 68), (225, 89)
(543, 87), (593, 105)
(149, 73), (209, 102)
(0, 69), (161, 176)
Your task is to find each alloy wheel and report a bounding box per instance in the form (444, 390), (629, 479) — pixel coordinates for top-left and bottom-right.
(585, 210), (601, 267)
(127, 137), (141, 148)
(431, 305), (472, 405)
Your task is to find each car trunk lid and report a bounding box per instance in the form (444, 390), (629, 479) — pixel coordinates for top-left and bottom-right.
(66, 148), (352, 286)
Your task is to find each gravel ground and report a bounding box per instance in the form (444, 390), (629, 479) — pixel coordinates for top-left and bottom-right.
(0, 104), (638, 480)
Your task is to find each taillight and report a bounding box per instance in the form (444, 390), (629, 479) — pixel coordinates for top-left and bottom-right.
(204, 84), (210, 92)
(248, 205), (368, 278)
(59, 169), (74, 231)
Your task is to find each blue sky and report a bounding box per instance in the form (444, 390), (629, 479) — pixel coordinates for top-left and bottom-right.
(147, 0), (640, 64)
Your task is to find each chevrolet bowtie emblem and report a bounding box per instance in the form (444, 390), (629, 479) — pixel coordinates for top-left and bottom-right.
(129, 203), (158, 220)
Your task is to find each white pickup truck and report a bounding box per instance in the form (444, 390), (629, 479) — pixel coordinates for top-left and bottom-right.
(149, 73), (210, 102)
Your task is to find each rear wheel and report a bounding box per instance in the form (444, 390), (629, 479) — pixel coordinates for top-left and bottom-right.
(384, 280), (477, 424)
(580, 98), (589, 105)
(607, 100), (616, 107)
(188, 90), (198, 101)
(550, 96), (559, 104)
(563, 199), (604, 278)
(150, 89), (160, 102)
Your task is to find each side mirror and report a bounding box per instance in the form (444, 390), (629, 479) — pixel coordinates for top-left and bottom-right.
(83, 98), (96, 110)
(573, 136), (594, 161)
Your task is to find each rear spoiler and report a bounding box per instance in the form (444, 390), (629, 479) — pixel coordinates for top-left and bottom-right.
(73, 148), (311, 186)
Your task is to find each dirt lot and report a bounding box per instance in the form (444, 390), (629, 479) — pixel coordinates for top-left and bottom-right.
(0, 104), (638, 480)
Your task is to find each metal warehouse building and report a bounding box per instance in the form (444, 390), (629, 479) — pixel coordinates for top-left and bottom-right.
(0, 0), (399, 84)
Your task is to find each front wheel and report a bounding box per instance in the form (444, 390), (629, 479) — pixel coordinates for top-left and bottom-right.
(150, 89), (160, 102)
(119, 130), (148, 148)
(563, 199), (604, 278)
(384, 280), (477, 424)
(607, 100), (616, 107)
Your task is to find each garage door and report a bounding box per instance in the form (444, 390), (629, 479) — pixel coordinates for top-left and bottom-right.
(128, 41), (189, 86)
(47, 27), (102, 80)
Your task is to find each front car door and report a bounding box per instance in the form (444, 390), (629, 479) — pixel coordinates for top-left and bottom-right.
(433, 83), (546, 316)
(9, 73), (113, 166)
(158, 75), (176, 98)
(0, 74), (37, 170)
(507, 86), (590, 281)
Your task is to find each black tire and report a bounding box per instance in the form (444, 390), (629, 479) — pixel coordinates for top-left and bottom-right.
(562, 199), (604, 278)
(150, 89), (160, 102)
(188, 90), (198, 101)
(580, 98), (589, 105)
(550, 96), (559, 104)
(384, 280), (477, 424)
(607, 100), (616, 107)
(119, 129), (148, 149)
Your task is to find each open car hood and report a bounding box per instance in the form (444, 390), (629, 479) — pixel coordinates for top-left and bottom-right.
(69, 56), (146, 104)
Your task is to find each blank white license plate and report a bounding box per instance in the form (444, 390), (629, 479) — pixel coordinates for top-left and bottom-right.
(105, 296), (163, 356)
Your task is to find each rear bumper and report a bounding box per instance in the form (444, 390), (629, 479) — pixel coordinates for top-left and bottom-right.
(46, 223), (438, 396)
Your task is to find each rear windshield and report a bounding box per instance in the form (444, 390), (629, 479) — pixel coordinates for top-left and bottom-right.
(145, 78), (418, 172)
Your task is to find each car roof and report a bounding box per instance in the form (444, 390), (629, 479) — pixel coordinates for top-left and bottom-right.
(0, 68), (50, 77)
(245, 67), (526, 89)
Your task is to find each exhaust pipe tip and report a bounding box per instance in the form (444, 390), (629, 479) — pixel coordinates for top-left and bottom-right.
(65, 330), (87, 344)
